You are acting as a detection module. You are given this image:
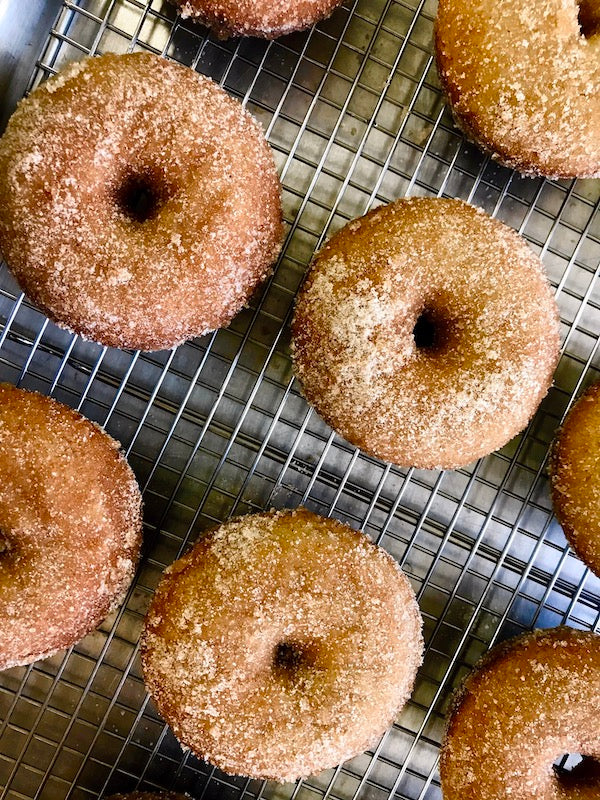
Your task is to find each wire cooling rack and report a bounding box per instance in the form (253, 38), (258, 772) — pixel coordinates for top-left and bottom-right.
(1, 2), (600, 799)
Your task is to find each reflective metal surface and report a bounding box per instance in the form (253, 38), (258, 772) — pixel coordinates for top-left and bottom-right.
(0, 0), (62, 131)
(0, 3), (599, 800)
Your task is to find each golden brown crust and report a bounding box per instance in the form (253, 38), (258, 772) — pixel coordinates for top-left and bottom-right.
(550, 382), (600, 577)
(435, 0), (600, 178)
(0, 384), (142, 671)
(174, 0), (343, 38)
(440, 627), (600, 800)
(291, 198), (560, 471)
(0, 53), (282, 351)
(141, 508), (423, 782)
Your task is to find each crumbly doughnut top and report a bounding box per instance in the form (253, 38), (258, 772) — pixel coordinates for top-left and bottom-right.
(435, 0), (600, 178)
(551, 382), (600, 577)
(0, 52), (282, 350)
(141, 508), (423, 782)
(291, 198), (560, 471)
(440, 627), (600, 800)
(0, 384), (142, 671)
(174, 0), (343, 38)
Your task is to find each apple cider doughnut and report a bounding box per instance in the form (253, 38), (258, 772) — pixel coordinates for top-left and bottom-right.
(0, 384), (142, 671)
(0, 52), (282, 350)
(291, 198), (560, 470)
(174, 0), (344, 39)
(141, 508), (423, 781)
(440, 627), (600, 800)
(435, 0), (600, 178)
(551, 381), (600, 577)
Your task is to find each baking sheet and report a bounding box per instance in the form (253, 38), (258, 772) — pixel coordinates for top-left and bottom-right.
(1, 2), (599, 800)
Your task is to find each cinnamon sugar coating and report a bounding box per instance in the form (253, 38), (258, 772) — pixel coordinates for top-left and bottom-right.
(440, 627), (600, 800)
(435, 0), (600, 178)
(174, 0), (343, 38)
(0, 384), (142, 671)
(141, 508), (423, 782)
(0, 53), (282, 351)
(291, 198), (560, 471)
(550, 382), (600, 577)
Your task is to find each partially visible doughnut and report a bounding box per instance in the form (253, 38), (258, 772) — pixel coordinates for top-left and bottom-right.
(0, 384), (142, 671)
(141, 508), (423, 782)
(174, 0), (343, 38)
(550, 381), (600, 577)
(0, 53), (282, 351)
(291, 198), (560, 471)
(440, 627), (600, 800)
(435, 0), (600, 178)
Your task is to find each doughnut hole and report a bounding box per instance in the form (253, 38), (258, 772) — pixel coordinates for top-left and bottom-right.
(0, 529), (11, 557)
(554, 754), (600, 788)
(113, 167), (174, 223)
(412, 306), (458, 354)
(578, 0), (600, 38)
(272, 639), (321, 683)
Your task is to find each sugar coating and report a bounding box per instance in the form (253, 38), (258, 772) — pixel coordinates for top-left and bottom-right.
(174, 0), (343, 38)
(291, 198), (560, 471)
(141, 508), (424, 782)
(435, 0), (600, 178)
(440, 627), (600, 799)
(0, 384), (142, 671)
(0, 52), (283, 351)
(550, 382), (600, 578)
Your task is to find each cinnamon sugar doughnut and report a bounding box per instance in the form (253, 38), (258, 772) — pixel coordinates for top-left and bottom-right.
(174, 0), (343, 38)
(0, 52), (282, 351)
(141, 508), (423, 782)
(0, 384), (142, 671)
(435, 0), (600, 178)
(550, 382), (600, 577)
(291, 198), (560, 471)
(440, 627), (600, 800)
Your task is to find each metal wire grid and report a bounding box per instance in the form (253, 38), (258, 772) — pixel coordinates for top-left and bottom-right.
(1, 1), (600, 799)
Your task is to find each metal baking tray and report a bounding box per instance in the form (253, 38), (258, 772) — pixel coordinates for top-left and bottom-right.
(1, 2), (599, 800)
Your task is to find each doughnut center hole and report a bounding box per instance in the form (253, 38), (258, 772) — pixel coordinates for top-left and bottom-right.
(273, 641), (315, 675)
(115, 170), (170, 222)
(578, 1), (600, 38)
(0, 530), (12, 559)
(554, 753), (585, 773)
(413, 308), (448, 352)
(553, 754), (600, 786)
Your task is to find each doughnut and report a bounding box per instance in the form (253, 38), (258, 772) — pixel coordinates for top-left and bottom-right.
(440, 626), (600, 800)
(0, 52), (282, 351)
(291, 198), (560, 471)
(435, 0), (600, 178)
(550, 381), (600, 577)
(174, 0), (343, 39)
(141, 508), (423, 781)
(0, 384), (142, 671)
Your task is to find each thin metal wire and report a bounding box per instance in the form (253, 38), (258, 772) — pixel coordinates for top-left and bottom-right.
(1, 2), (599, 800)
